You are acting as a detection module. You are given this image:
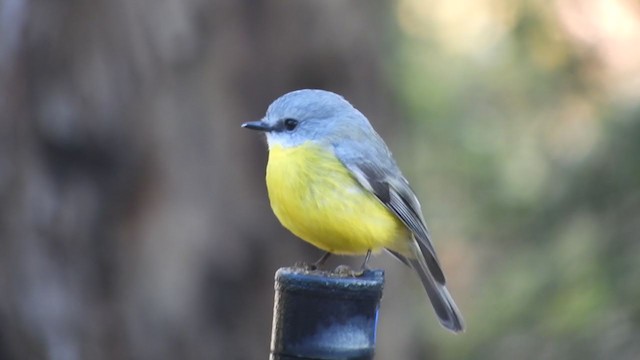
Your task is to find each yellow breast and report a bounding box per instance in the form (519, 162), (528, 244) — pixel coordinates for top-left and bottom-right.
(266, 143), (408, 254)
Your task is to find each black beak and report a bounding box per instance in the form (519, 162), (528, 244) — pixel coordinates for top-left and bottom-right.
(241, 120), (271, 131)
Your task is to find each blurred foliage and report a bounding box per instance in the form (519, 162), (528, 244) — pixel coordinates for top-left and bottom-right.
(392, 0), (640, 358)
(2, 0), (639, 359)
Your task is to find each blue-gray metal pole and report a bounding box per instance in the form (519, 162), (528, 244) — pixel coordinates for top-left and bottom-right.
(270, 267), (385, 360)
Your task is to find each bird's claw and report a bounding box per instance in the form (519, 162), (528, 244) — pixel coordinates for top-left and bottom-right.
(334, 264), (364, 277)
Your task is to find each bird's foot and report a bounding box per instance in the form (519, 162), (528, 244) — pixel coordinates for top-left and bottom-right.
(334, 264), (365, 277)
(294, 261), (318, 271)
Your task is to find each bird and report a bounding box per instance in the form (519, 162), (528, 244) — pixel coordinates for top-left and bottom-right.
(242, 89), (464, 333)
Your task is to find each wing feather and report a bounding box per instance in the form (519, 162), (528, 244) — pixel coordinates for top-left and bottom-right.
(343, 160), (446, 285)
(330, 124), (463, 332)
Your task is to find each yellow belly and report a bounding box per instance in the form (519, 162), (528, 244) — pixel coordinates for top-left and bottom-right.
(266, 143), (408, 254)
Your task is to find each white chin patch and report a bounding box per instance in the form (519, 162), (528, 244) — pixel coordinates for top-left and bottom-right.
(266, 133), (299, 149)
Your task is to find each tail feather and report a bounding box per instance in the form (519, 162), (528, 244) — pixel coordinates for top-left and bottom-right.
(416, 239), (446, 285)
(408, 257), (464, 333)
(387, 242), (465, 333)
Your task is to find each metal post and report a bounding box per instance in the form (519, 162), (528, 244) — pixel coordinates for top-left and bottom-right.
(270, 267), (385, 360)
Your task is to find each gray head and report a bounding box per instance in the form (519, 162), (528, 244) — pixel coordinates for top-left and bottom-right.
(242, 89), (374, 148)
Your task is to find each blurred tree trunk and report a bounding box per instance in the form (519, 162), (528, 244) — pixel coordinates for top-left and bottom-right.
(0, 0), (394, 359)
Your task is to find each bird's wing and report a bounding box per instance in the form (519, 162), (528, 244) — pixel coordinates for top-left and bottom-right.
(336, 149), (446, 285)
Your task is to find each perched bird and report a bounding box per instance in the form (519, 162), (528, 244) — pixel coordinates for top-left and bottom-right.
(242, 89), (464, 333)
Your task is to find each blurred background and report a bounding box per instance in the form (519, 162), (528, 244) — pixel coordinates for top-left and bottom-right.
(1, 0), (639, 359)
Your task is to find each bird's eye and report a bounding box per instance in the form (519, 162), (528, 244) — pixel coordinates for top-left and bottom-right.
(283, 118), (299, 131)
